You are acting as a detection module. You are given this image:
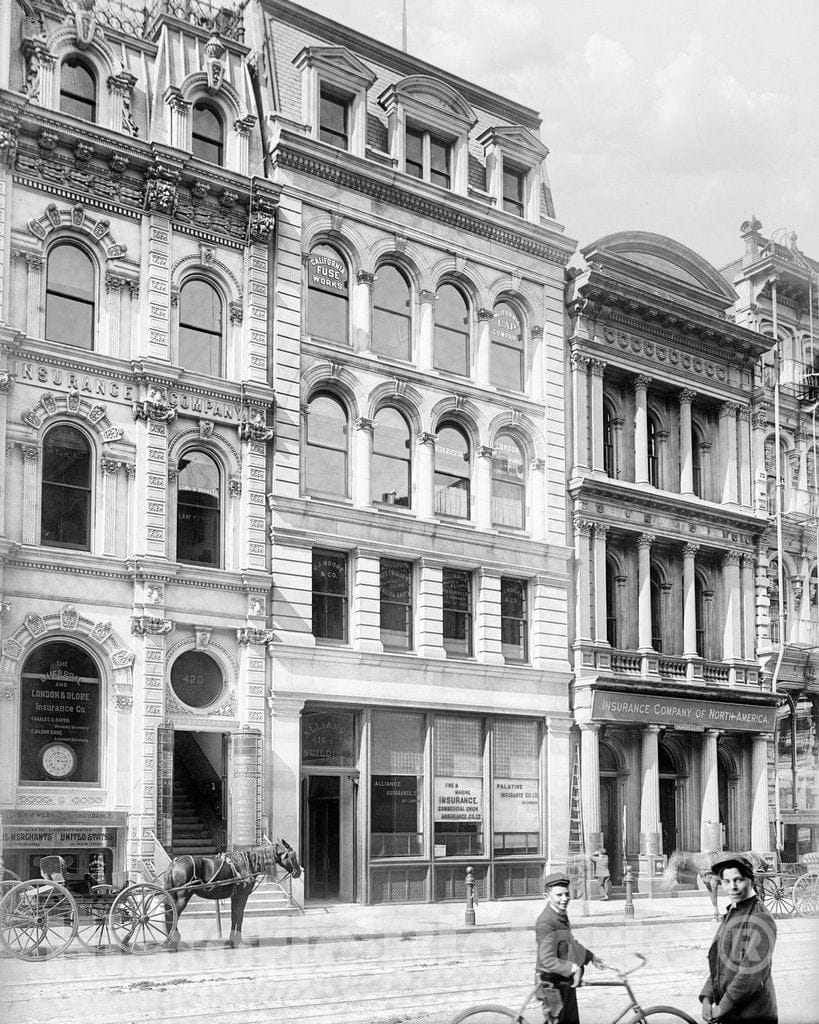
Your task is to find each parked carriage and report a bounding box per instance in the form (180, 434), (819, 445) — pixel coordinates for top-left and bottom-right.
(758, 852), (819, 918)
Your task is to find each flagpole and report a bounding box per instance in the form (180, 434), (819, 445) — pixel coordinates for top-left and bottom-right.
(402, 0), (407, 51)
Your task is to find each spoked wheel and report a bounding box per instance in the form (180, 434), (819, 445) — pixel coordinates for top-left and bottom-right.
(760, 875), (795, 917)
(109, 884), (177, 955)
(626, 1009), (699, 1024)
(76, 888), (115, 953)
(0, 880), (78, 960)
(447, 1007), (520, 1023)
(792, 874), (819, 917)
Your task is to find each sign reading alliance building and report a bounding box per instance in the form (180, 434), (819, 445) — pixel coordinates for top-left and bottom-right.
(592, 690), (777, 733)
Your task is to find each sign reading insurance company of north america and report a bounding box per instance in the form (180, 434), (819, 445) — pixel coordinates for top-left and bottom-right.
(591, 690), (777, 733)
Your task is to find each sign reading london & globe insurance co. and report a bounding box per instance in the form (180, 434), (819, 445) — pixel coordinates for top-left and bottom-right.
(591, 690), (777, 733)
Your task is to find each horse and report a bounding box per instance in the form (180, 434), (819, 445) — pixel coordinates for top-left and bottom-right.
(159, 838), (301, 948)
(697, 850), (771, 919)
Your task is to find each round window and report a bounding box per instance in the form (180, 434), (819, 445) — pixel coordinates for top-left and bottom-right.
(170, 651), (223, 709)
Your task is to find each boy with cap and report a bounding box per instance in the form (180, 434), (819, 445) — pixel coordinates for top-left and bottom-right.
(535, 871), (607, 1024)
(699, 854), (778, 1024)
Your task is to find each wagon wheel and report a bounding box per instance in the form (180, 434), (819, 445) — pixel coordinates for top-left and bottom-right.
(792, 874), (819, 917)
(0, 879), (78, 960)
(76, 886), (116, 953)
(109, 883), (177, 955)
(760, 874), (795, 917)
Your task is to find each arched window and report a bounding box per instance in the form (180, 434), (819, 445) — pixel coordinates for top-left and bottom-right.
(192, 101), (224, 164)
(307, 245), (349, 346)
(491, 433), (526, 529)
(41, 425), (92, 550)
(176, 450), (221, 566)
(434, 283), (470, 376)
(603, 401), (616, 478)
(372, 265), (411, 360)
(179, 278), (223, 376)
(647, 414), (659, 487)
(650, 568), (663, 652)
(60, 57), (96, 122)
(371, 407), (411, 507)
(46, 243), (95, 349)
(490, 303), (524, 391)
(605, 560), (618, 647)
(305, 393), (348, 498)
(692, 426), (704, 498)
(434, 422), (470, 518)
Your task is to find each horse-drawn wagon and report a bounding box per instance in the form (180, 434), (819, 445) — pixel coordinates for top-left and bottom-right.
(0, 838), (301, 960)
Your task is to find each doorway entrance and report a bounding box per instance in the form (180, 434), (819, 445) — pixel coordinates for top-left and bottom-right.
(598, 742), (622, 883)
(658, 740), (679, 855)
(303, 773), (357, 902)
(171, 730), (227, 855)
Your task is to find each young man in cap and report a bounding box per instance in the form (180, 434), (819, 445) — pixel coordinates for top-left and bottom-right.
(535, 871), (607, 1024)
(699, 854), (778, 1024)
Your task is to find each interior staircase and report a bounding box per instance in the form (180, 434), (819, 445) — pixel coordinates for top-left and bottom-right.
(172, 775), (219, 858)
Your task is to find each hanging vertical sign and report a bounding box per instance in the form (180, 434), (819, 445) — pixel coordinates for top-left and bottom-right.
(231, 731), (262, 848)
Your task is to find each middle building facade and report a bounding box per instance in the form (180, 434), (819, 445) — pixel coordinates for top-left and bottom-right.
(251, 0), (575, 904)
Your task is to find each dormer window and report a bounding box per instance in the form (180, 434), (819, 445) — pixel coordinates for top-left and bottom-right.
(478, 125), (549, 223)
(319, 87), (349, 150)
(405, 126), (452, 189)
(502, 165), (525, 217)
(294, 46), (376, 159)
(60, 57), (96, 123)
(192, 101), (224, 164)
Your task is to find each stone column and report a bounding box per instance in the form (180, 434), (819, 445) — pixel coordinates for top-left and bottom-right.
(700, 730), (722, 851)
(737, 406), (752, 509)
(165, 89), (190, 150)
(25, 254), (43, 339)
(475, 307), (493, 386)
(639, 725), (661, 854)
(719, 402), (740, 505)
(593, 523), (609, 644)
(678, 389), (696, 495)
(633, 375), (651, 485)
(637, 533), (654, 650)
(741, 553), (756, 661)
(570, 351), (589, 474)
(589, 358), (606, 473)
(475, 444), (494, 531)
(354, 417), (375, 508)
(417, 557), (445, 659)
(416, 431), (436, 519)
(683, 543), (699, 657)
(751, 404), (769, 514)
(355, 270), (374, 352)
(580, 723), (603, 852)
(353, 548), (383, 653)
(101, 458), (120, 556)
(574, 517), (594, 642)
(418, 290), (435, 372)
(268, 695), (306, 905)
(545, 716), (573, 872)
(750, 734), (772, 852)
(476, 568), (504, 664)
(20, 445), (38, 545)
(722, 551), (741, 662)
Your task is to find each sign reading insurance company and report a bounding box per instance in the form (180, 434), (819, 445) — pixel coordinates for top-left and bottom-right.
(592, 690), (777, 732)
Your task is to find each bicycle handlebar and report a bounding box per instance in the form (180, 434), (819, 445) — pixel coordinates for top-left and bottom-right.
(580, 952), (647, 986)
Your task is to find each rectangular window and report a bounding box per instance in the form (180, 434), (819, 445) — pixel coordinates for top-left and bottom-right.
(312, 549), (348, 642)
(404, 126), (452, 190)
(492, 718), (540, 855)
(380, 559), (413, 651)
(434, 715), (484, 856)
(319, 88), (349, 150)
(371, 711), (425, 857)
(405, 126), (424, 179)
(500, 578), (528, 662)
(502, 165), (525, 216)
(442, 569), (472, 657)
(429, 134), (451, 189)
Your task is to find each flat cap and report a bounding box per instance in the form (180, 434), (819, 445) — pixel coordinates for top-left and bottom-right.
(543, 871), (571, 889)
(711, 854), (755, 879)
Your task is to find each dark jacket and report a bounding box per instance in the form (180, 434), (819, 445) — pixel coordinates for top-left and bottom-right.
(700, 894), (778, 1024)
(535, 904), (594, 1024)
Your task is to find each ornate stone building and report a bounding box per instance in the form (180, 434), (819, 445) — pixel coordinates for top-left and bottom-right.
(565, 232), (780, 891)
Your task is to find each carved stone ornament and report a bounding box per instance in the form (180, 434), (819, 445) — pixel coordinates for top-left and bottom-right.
(0, 120), (21, 168)
(238, 409), (274, 443)
(0, 370), (15, 393)
(114, 694), (133, 711)
(131, 615), (174, 636)
(191, 180), (210, 205)
(195, 626), (212, 650)
(73, 0), (98, 47)
(237, 627), (274, 646)
(133, 388), (177, 423)
(248, 196), (275, 244)
(204, 33), (227, 92)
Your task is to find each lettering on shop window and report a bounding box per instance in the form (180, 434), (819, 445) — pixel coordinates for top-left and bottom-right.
(309, 254), (348, 294)
(434, 777), (482, 821)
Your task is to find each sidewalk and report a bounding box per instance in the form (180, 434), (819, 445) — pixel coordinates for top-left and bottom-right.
(174, 889), (719, 948)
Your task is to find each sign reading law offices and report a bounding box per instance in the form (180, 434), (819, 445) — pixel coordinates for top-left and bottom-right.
(592, 690), (777, 733)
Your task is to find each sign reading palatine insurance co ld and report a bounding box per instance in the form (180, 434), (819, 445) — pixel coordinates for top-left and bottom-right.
(592, 690), (777, 733)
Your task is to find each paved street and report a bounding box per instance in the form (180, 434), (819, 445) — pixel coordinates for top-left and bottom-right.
(2, 902), (818, 1024)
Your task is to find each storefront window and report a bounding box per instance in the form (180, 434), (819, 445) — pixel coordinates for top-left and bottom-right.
(434, 715), (484, 856)
(371, 711), (424, 857)
(492, 719), (540, 855)
(19, 642), (101, 784)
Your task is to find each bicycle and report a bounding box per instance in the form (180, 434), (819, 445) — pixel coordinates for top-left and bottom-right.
(447, 953), (698, 1024)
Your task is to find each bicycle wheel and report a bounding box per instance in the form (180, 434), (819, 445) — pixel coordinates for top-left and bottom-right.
(447, 1005), (519, 1024)
(624, 1007), (699, 1024)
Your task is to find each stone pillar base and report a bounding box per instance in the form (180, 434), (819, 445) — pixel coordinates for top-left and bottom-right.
(701, 821), (722, 853)
(637, 853), (667, 896)
(639, 831), (661, 855)
(587, 831), (604, 853)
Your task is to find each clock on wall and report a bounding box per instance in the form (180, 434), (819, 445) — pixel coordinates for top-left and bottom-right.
(40, 742), (77, 780)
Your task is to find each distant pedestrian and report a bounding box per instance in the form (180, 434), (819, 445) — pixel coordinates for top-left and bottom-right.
(699, 854), (777, 1024)
(535, 872), (608, 1024)
(591, 848), (611, 900)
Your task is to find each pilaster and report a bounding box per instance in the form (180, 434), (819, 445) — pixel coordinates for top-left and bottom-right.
(353, 548), (383, 653)
(417, 557), (445, 659)
(476, 567), (503, 664)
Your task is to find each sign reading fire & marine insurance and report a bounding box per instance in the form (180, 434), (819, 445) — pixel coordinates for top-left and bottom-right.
(591, 690), (777, 732)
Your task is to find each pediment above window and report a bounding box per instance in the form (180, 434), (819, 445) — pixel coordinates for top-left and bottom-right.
(478, 125), (548, 168)
(293, 46), (376, 91)
(379, 75), (477, 134)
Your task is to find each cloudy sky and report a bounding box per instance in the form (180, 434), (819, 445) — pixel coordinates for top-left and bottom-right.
(299, 0), (818, 269)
